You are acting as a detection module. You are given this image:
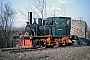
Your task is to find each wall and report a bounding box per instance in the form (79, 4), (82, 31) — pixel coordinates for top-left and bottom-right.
(70, 20), (88, 38)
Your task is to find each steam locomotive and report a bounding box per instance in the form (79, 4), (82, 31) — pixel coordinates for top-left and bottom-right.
(20, 12), (74, 48)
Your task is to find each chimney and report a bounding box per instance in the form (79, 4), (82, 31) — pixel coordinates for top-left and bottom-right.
(30, 12), (32, 24)
(28, 12), (32, 24)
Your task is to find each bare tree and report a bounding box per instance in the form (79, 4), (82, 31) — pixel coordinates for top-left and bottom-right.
(27, 0), (52, 20)
(0, 2), (16, 48)
(58, 4), (67, 16)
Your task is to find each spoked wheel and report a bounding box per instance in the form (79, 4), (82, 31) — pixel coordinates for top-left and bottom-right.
(54, 41), (59, 48)
(33, 39), (42, 48)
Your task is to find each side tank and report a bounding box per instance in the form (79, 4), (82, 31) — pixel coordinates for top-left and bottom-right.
(39, 25), (51, 35)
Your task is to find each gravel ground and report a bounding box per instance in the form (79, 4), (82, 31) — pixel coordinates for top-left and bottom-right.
(0, 46), (90, 60)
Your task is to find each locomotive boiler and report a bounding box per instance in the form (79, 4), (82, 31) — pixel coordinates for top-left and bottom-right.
(20, 12), (73, 48)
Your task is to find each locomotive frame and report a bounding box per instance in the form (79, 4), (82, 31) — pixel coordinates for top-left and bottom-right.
(20, 34), (73, 48)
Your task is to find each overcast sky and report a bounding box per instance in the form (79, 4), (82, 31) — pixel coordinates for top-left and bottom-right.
(1, 0), (90, 27)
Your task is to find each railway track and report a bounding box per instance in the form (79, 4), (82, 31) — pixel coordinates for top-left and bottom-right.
(1, 45), (82, 53)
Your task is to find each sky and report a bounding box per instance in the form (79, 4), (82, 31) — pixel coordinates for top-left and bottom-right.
(1, 0), (90, 27)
